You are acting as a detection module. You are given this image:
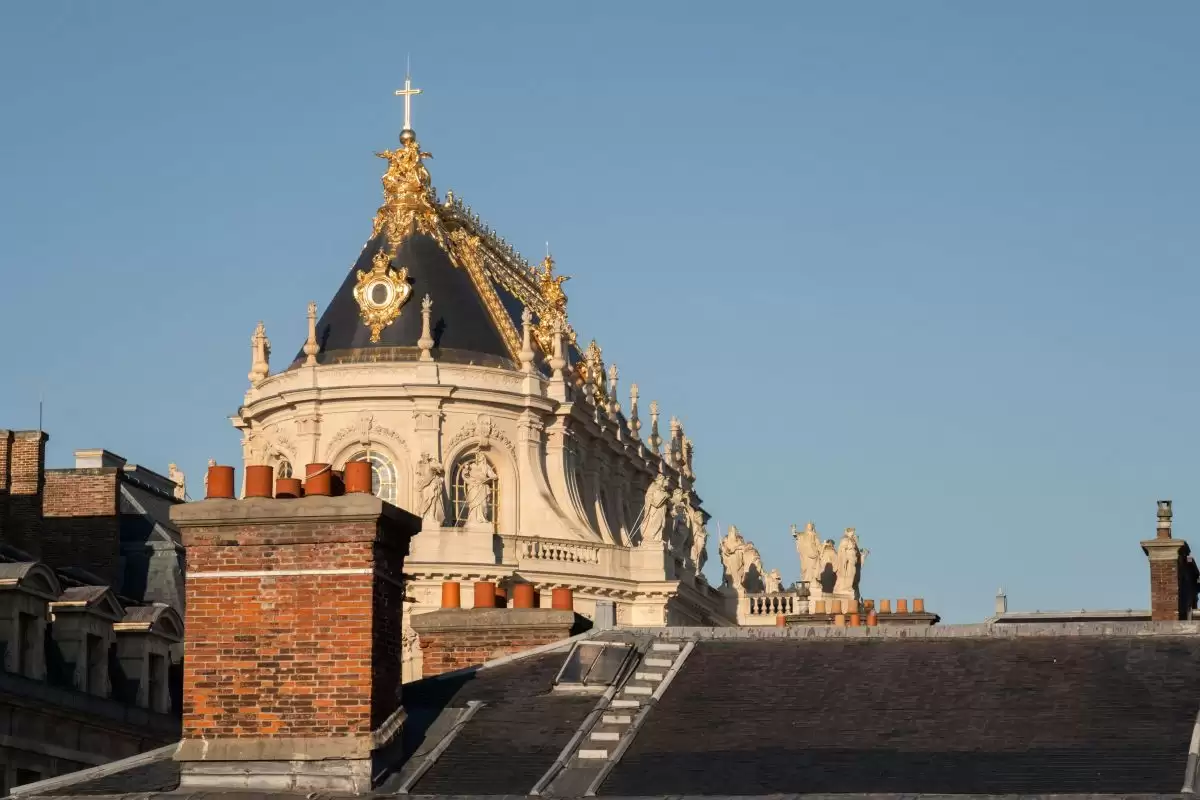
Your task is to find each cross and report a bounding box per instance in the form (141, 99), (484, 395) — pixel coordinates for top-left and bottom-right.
(394, 71), (422, 132)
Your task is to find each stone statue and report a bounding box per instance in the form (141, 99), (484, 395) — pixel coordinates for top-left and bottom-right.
(764, 568), (783, 594)
(792, 521), (822, 586)
(638, 475), (671, 546)
(669, 487), (690, 549)
(719, 526), (745, 589)
(416, 453), (446, 526)
(820, 539), (838, 591)
(461, 452), (497, 525)
(740, 539), (765, 593)
(168, 464), (186, 501)
(687, 505), (709, 572)
(834, 528), (862, 595)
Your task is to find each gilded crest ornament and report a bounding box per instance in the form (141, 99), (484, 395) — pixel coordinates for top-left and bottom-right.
(353, 248), (412, 343)
(531, 254), (576, 354)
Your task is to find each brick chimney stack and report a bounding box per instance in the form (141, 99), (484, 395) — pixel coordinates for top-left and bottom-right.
(1141, 500), (1199, 622)
(0, 429), (49, 555)
(170, 472), (420, 791)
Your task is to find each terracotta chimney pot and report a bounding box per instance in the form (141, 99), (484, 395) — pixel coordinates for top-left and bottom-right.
(867, 610), (879, 626)
(206, 465), (235, 499)
(863, 599), (875, 611)
(441, 581), (461, 609)
(551, 587), (574, 611)
(344, 460), (372, 494)
(776, 614), (786, 627)
(512, 583), (535, 609)
(495, 584), (508, 608)
(244, 465), (274, 498)
(913, 597), (925, 613)
(304, 463), (332, 496)
(879, 599), (891, 613)
(896, 598), (908, 614)
(849, 612), (861, 627)
(331, 469), (345, 497)
(813, 600), (825, 614)
(275, 478), (303, 498)
(473, 581), (497, 609)
(833, 613), (846, 627)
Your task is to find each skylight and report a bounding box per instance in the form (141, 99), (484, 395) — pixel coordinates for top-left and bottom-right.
(554, 641), (632, 690)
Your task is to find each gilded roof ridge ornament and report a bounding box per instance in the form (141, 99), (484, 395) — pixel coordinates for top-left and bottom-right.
(531, 251), (576, 355)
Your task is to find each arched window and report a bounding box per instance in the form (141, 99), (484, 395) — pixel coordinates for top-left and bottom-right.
(451, 452), (499, 532)
(275, 459), (293, 480)
(347, 449), (397, 504)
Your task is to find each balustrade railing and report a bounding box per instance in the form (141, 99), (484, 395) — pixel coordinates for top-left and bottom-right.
(510, 536), (603, 565)
(746, 591), (803, 616)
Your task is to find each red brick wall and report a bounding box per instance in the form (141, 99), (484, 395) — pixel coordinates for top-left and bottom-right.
(179, 510), (408, 740)
(41, 469), (120, 584)
(411, 608), (580, 677)
(0, 430), (47, 556)
(1149, 554), (1186, 621)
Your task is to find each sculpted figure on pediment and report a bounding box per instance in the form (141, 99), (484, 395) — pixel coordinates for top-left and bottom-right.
(764, 568), (784, 594)
(792, 521), (822, 587)
(461, 452), (498, 525)
(415, 453), (446, 526)
(638, 474), (671, 546)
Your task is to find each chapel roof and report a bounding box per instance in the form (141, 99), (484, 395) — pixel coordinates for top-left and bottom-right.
(289, 118), (583, 372)
(25, 622), (1200, 799)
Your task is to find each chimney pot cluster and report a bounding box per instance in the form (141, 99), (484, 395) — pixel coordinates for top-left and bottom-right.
(204, 462), (373, 501)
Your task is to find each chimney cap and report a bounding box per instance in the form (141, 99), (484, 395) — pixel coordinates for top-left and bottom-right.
(73, 448), (127, 469)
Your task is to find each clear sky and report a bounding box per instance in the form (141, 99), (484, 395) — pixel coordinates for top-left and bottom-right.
(2, 2), (1198, 622)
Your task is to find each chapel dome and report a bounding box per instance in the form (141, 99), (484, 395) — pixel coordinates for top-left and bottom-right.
(291, 229), (518, 369)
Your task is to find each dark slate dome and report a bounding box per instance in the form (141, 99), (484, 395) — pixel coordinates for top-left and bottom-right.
(291, 231), (516, 369)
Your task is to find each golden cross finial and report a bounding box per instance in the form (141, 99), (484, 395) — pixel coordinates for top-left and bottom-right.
(394, 69), (423, 132)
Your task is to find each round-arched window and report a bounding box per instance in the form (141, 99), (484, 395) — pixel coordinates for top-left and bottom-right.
(275, 459), (293, 480)
(347, 450), (397, 504)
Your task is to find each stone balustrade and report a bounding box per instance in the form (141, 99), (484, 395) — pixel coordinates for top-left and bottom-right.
(745, 590), (806, 619)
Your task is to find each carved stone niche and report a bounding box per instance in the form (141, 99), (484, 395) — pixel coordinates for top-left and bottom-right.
(48, 585), (125, 698)
(113, 603), (184, 713)
(0, 561), (61, 681)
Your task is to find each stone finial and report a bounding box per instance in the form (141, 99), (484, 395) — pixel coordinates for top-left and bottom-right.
(418, 294), (435, 361)
(607, 363), (620, 415)
(648, 401), (662, 454)
(683, 436), (695, 479)
(168, 463), (186, 500)
(249, 321), (271, 386)
(303, 302), (320, 366)
(628, 383), (642, 440)
(549, 317), (567, 380)
(1157, 500), (1173, 539)
(519, 307), (536, 373)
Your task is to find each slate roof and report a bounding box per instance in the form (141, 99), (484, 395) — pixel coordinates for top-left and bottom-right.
(22, 624), (1200, 799)
(602, 634), (1200, 796)
(292, 230), (517, 369)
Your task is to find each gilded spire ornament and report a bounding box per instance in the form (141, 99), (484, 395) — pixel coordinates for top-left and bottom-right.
(372, 71), (443, 246)
(353, 247), (412, 343)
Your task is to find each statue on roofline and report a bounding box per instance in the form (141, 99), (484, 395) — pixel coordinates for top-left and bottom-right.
(638, 474), (671, 546)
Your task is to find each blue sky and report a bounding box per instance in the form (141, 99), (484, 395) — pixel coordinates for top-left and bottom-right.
(2, 2), (1198, 621)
